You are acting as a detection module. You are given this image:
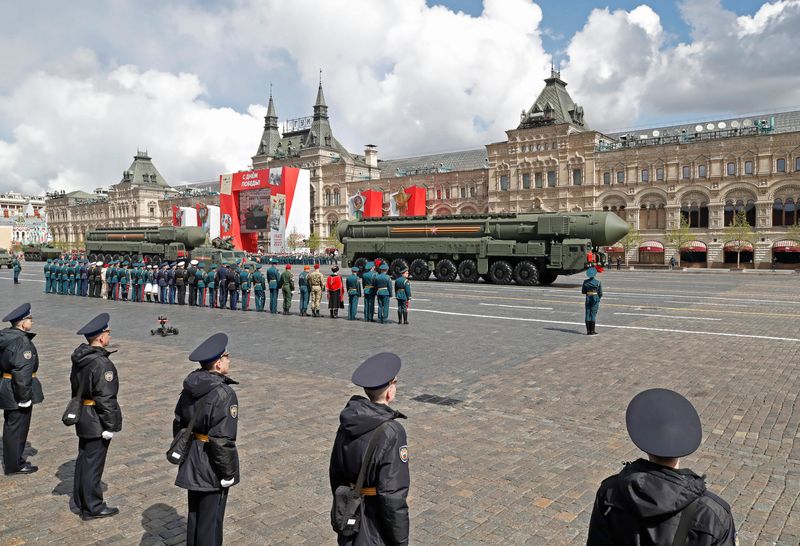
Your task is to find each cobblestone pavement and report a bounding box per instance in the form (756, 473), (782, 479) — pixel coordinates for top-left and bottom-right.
(0, 268), (799, 545)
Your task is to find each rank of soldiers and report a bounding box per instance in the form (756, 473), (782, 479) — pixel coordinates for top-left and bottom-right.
(40, 257), (414, 324)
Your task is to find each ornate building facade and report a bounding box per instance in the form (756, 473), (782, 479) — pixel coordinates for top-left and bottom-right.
(46, 151), (176, 246)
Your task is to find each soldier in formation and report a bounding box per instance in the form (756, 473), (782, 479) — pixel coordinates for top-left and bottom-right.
(13, 256), (22, 284)
(279, 264), (295, 315)
(361, 261), (376, 321)
(374, 263), (393, 324)
(326, 266), (344, 318)
(266, 260), (280, 314)
(307, 263), (325, 317)
(240, 265), (252, 311)
(582, 266), (602, 335)
(253, 264), (266, 312)
(345, 266), (361, 320)
(394, 267), (411, 325)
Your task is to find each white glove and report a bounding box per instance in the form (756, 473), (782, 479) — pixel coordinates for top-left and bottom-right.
(101, 431), (114, 440)
(17, 400), (32, 408)
(220, 477), (235, 488)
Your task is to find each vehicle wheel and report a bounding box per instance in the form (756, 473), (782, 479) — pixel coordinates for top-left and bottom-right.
(389, 258), (409, 278)
(173, 328), (179, 335)
(150, 330), (155, 336)
(353, 257), (368, 274)
(489, 260), (513, 285)
(457, 259), (480, 283)
(410, 258), (430, 281)
(434, 258), (457, 282)
(539, 270), (558, 285)
(513, 260), (539, 286)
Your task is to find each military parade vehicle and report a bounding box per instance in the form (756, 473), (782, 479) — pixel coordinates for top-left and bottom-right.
(337, 211), (629, 285)
(22, 243), (62, 261)
(0, 247), (13, 268)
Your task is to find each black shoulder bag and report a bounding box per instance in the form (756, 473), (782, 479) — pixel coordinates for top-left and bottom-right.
(671, 496), (703, 546)
(62, 357), (102, 426)
(331, 422), (390, 536)
(166, 385), (223, 465)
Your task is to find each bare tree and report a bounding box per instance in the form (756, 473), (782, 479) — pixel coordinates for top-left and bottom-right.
(618, 223), (641, 266)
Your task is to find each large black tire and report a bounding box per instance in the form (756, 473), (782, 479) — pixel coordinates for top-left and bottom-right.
(489, 260), (513, 285)
(410, 258), (430, 281)
(513, 260), (539, 286)
(457, 259), (480, 283)
(480, 273), (492, 283)
(539, 270), (558, 285)
(353, 257), (368, 274)
(389, 258), (409, 278)
(434, 258), (458, 282)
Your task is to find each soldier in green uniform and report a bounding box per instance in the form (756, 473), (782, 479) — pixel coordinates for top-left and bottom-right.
(345, 266), (361, 320)
(119, 262), (130, 302)
(298, 265), (310, 316)
(12, 257), (21, 285)
(361, 262), (376, 322)
(394, 267), (412, 325)
(57, 259), (66, 294)
(279, 264), (295, 315)
(137, 263), (147, 302)
(44, 259), (52, 293)
(266, 260), (280, 314)
(67, 260), (76, 295)
(582, 266), (603, 335)
(374, 263), (393, 324)
(252, 264), (266, 312)
(196, 263), (206, 307)
(239, 265), (252, 311)
(203, 264), (214, 308)
(107, 261), (117, 300)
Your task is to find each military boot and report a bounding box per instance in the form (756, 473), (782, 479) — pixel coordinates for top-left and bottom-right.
(589, 321), (598, 335)
(586, 321), (592, 335)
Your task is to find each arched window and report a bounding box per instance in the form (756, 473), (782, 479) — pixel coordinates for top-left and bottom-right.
(785, 198), (796, 226)
(773, 198), (784, 226)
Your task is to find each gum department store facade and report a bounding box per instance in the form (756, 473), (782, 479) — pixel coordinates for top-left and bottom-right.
(48, 72), (800, 267)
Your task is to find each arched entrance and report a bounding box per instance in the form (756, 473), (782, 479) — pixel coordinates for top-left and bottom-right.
(638, 240), (664, 264)
(723, 240), (754, 266)
(604, 242), (625, 265)
(772, 240), (800, 265)
(680, 240), (707, 267)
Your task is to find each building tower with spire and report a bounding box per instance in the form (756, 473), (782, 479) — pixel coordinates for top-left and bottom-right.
(256, 85), (281, 157)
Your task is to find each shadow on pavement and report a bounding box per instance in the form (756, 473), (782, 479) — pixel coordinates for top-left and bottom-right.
(543, 326), (585, 335)
(140, 502), (186, 545)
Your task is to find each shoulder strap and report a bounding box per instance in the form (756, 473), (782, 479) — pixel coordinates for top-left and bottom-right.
(354, 421), (391, 492)
(671, 496), (703, 546)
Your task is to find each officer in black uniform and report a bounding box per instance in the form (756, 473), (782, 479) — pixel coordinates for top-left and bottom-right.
(70, 313), (122, 520)
(587, 388), (737, 545)
(176, 261), (187, 305)
(174, 333), (239, 546)
(187, 260), (198, 307)
(329, 352), (410, 545)
(0, 303), (44, 475)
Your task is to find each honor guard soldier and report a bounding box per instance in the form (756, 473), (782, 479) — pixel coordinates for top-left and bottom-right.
(279, 264), (295, 315)
(329, 352), (410, 545)
(394, 267), (411, 325)
(176, 261), (187, 305)
(187, 260), (198, 306)
(374, 263), (393, 324)
(588, 389), (737, 545)
(71, 313), (122, 520)
(12, 256), (21, 284)
(252, 264), (266, 312)
(266, 260), (280, 314)
(0, 303), (43, 475)
(345, 267), (361, 320)
(239, 265), (252, 311)
(44, 259), (53, 293)
(174, 333), (240, 546)
(298, 265), (311, 316)
(361, 262), (376, 322)
(582, 266), (602, 335)
(308, 264), (325, 317)
(217, 264), (228, 309)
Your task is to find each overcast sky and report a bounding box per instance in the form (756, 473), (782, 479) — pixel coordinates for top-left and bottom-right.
(1, 0), (798, 196)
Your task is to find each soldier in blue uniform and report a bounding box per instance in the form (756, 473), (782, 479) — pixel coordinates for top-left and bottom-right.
(167, 262), (177, 304)
(174, 333), (240, 546)
(252, 264), (266, 312)
(44, 259), (52, 293)
(374, 263), (393, 324)
(266, 260), (280, 314)
(156, 263), (167, 304)
(239, 265), (252, 311)
(226, 264), (240, 311)
(187, 260), (198, 307)
(581, 266), (603, 335)
(87, 261), (96, 298)
(79, 260), (89, 297)
(216, 264), (228, 309)
(175, 261), (187, 305)
(345, 266), (361, 320)
(361, 262), (376, 322)
(329, 352), (410, 545)
(298, 265), (310, 316)
(0, 303), (44, 475)
(394, 267), (412, 325)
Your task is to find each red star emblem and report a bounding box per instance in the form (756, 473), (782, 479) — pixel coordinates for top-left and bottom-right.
(429, 226), (438, 235)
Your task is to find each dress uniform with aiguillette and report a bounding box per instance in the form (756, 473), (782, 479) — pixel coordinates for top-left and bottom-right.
(582, 266), (602, 335)
(70, 313), (122, 520)
(329, 352), (410, 545)
(174, 333), (240, 546)
(361, 262), (376, 322)
(253, 264), (266, 312)
(0, 303), (43, 475)
(266, 261), (280, 314)
(374, 263), (393, 324)
(394, 268), (411, 325)
(587, 388), (737, 545)
(346, 267), (361, 320)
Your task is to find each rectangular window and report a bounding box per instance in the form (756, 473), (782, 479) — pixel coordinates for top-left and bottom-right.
(522, 173), (531, 189)
(460, 187), (466, 198)
(641, 169), (649, 182)
(617, 171), (624, 184)
(796, 157), (800, 172)
(745, 161), (753, 175)
(656, 168), (664, 181)
(777, 158), (786, 172)
(535, 172), (543, 188)
(499, 175), (509, 191)
(698, 165), (706, 178)
(603, 172), (611, 185)
(682, 166), (690, 179)
(547, 170), (557, 187)
(727, 162), (736, 175)
(572, 169), (582, 186)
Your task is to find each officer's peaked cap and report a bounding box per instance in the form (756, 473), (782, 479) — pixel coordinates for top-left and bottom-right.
(351, 266), (360, 273)
(586, 266), (597, 278)
(189, 332), (228, 366)
(379, 263), (389, 271)
(626, 388), (702, 458)
(77, 313), (110, 339)
(190, 259), (199, 265)
(352, 352), (401, 390)
(365, 262), (374, 270)
(3, 303), (31, 324)
(398, 267), (408, 274)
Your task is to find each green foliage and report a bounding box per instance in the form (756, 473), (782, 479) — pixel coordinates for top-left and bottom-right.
(306, 231), (321, 254)
(723, 210), (756, 268)
(286, 229), (304, 251)
(618, 223), (641, 265)
(666, 215), (692, 266)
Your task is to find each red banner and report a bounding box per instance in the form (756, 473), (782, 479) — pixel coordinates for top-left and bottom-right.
(171, 205), (181, 226)
(361, 189), (383, 218)
(403, 185), (426, 216)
